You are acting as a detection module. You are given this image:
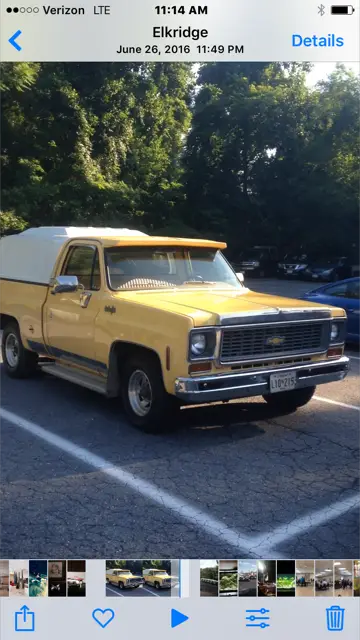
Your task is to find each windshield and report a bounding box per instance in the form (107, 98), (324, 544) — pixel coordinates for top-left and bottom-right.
(104, 247), (242, 291)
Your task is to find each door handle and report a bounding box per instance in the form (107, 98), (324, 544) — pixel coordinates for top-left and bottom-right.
(80, 291), (92, 308)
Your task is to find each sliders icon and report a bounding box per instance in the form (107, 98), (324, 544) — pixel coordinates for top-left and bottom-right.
(245, 608), (271, 629)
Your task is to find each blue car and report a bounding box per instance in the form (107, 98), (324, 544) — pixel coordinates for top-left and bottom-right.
(302, 277), (360, 344)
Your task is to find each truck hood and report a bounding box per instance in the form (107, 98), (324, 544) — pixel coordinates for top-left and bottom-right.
(115, 287), (345, 326)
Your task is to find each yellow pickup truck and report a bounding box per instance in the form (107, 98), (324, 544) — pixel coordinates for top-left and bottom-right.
(0, 227), (349, 432)
(106, 568), (143, 590)
(143, 568), (178, 589)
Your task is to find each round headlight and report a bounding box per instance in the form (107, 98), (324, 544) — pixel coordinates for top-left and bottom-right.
(191, 333), (207, 355)
(331, 323), (339, 341)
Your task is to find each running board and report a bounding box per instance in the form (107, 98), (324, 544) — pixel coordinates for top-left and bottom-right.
(41, 363), (107, 395)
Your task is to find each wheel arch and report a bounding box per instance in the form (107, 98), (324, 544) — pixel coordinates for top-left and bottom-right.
(106, 340), (164, 398)
(0, 313), (19, 331)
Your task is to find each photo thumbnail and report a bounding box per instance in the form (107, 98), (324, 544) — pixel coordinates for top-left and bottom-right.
(0, 560), (10, 597)
(219, 560), (238, 597)
(334, 561), (353, 597)
(354, 561), (360, 597)
(9, 561), (29, 598)
(238, 560), (257, 597)
(106, 560), (179, 597)
(48, 560), (67, 598)
(29, 560), (47, 597)
(200, 560), (218, 597)
(257, 561), (276, 597)
(296, 560), (315, 597)
(67, 561), (86, 597)
(277, 561), (295, 597)
(315, 561), (334, 597)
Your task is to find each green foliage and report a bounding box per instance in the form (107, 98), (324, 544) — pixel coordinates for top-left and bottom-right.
(220, 572), (238, 591)
(0, 211), (28, 235)
(1, 62), (358, 255)
(200, 566), (218, 581)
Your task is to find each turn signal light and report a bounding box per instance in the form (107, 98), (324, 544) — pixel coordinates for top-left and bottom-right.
(188, 362), (212, 374)
(327, 347), (343, 358)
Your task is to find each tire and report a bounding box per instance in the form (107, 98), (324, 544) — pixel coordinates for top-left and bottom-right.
(263, 386), (316, 412)
(155, 582), (160, 590)
(121, 352), (179, 433)
(2, 322), (38, 378)
(118, 582), (124, 590)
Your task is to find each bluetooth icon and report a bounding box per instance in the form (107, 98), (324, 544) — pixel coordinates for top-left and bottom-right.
(318, 4), (326, 15)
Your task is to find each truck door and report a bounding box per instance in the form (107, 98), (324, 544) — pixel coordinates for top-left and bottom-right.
(44, 242), (105, 374)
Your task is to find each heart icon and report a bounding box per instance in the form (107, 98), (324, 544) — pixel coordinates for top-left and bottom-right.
(92, 608), (115, 629)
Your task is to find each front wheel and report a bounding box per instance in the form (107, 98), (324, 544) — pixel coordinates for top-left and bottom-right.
(263, 386), (316, 412)
(121, 353), (179, 433)
(2, 322), (38, 378)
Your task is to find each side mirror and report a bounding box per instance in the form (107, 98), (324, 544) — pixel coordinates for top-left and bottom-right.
(236, 272), (245, 283)
(51, 275), (79, 294)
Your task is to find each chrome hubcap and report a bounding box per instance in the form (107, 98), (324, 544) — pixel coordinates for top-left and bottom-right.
(128, 370), (152, 417)
(5, 333), (19, 368)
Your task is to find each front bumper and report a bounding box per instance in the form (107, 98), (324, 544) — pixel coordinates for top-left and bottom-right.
(174, 356), (349, 404)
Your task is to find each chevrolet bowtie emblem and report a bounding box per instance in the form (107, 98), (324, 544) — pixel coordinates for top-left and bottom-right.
(266, 336), (285, 347)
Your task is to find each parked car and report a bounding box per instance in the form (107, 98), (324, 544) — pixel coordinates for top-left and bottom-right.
(235, 246), (279, 277)
(302, 278), (359, 344)
(277, 254), (310, 279)
(303, 257), (353, 282)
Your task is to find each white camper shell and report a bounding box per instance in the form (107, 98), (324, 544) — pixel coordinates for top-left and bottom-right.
(0, 227), (147, 285)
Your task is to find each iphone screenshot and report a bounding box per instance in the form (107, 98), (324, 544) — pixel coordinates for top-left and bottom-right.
(0, 1), (359, 638)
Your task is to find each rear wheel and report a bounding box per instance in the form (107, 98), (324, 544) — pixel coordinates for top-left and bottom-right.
(2, 322), (38, 378)
(121, 353), (179, 433)
(263, 386), (315, 412)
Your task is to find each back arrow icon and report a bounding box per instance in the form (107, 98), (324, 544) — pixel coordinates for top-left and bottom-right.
(9, 30), (22, 51)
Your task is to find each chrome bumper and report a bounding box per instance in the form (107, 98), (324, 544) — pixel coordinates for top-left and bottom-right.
(174, 356), (349, 404)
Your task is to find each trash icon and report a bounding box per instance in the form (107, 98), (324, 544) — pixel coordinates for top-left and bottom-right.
(326, 605), (345, 632)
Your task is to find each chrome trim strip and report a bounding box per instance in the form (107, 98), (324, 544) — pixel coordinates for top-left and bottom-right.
(174, 356), (349, 404)
(220, 308), (334, 325)
(219, 350), (327, 366)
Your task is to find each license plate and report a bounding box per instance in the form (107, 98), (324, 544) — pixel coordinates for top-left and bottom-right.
(269, 371), (297, 393)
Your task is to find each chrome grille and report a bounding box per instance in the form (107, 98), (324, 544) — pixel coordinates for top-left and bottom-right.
(220, 322), (324, 362)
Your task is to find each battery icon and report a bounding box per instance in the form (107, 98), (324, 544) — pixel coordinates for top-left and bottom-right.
(331, 5), (355, 13)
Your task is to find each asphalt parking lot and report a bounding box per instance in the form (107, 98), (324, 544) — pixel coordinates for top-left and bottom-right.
(1, 278), (359, 560)
(105, 583), (177, 598)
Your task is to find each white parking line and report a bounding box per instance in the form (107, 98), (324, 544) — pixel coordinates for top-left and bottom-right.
(106, 585), (125, 597)
(1, 407), (359, 558)
(251, 494), (360, 555)
(314, 396), (360, 411)
(141, 586), (160, 597)
(0, 407), (258, 556)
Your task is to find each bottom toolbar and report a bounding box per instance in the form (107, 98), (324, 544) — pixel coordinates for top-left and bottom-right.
(2, 597), (360, 639)
(0, 560), (359, 638)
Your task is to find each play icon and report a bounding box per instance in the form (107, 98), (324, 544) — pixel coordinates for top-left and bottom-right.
(171, 608), (189, 629)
